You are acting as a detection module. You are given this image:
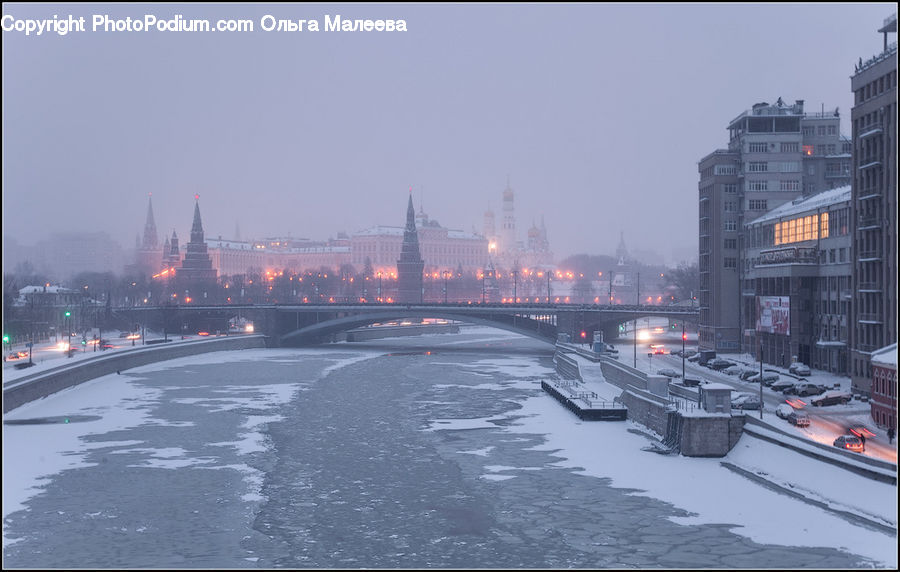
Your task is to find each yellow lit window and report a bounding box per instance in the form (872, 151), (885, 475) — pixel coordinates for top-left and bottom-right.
(820, 212), (829, 238)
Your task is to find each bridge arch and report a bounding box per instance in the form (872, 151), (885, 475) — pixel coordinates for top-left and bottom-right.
(278, 309), (557, 346)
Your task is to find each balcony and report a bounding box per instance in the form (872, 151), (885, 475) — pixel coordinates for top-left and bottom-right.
(858, 313), (883, 324)
(756, 246), (818, 266)
(858, 282), (882, 292)
(857, 188), (881, 200)
(859, 123), (883, 139)
(858, 250), (882, 261)
(857, 215), (881, 229)
(859, 158), (883, 170)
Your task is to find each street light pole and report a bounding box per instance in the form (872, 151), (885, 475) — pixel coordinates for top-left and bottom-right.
(547, 273), (551, 303)
(757, 310), (763, 420)
(682, 321), (686, 380)
(609, 270), (613, 305)
(512, 270), (518, 303)
(482, 272), (486, 304)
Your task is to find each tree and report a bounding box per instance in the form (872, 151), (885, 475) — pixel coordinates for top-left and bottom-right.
(663, 262), (699, 303)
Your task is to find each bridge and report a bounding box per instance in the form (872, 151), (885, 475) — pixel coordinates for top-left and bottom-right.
(113, 303), (699, 347)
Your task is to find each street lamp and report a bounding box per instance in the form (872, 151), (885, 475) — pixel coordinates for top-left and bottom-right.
(511, 269), (518, 303)
(681, 322), (686, 380)
(482, 272), (486, 304)
(442, 270), (450, 304)
(377, 271), (383, 301)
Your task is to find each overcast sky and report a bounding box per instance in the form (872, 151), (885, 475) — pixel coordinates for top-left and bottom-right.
(2, 3), (894, 264)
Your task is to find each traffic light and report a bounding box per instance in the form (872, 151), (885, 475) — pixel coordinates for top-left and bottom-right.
(2, 334), (8, 344)
(682, 333), (688, 341)
(64, 310), (71, 317)
(671, 322), (677, 329)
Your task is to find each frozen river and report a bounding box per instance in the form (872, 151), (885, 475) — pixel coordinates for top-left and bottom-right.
(3, 327), (895, 568)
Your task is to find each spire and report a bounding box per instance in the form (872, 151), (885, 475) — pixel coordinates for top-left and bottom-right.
(190, 195), (205, 244)
(405, 192), (416, 233)
(142, 193), (159, 249)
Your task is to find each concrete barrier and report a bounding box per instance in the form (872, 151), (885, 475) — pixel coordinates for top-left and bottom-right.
(3, 335), (268, 413)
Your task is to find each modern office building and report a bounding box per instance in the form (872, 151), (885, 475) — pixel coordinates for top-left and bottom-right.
(742, 186), (852, 372)
(698, 98), (851, 354)
(850, 13), (897, 396)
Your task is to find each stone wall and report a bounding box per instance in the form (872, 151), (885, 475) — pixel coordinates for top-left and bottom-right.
(3, 335), (268, 413)
(679, 415), (745, 457)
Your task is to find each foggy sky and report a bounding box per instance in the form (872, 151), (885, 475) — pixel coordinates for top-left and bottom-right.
(2, 3), (894, 264)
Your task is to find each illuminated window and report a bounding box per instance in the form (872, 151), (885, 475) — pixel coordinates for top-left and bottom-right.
(802, 145), (814, 156)
(820, 212), (829, 238)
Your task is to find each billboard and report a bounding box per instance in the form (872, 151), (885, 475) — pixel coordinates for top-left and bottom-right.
(756, 296), (790, 336)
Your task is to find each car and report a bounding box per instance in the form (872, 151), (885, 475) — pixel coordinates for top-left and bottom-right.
(731, 393), (762, 410)
(786, 382), (826, 397)
(723, 365), (744, 376)
(788, 362), (811, 376)
(770, 379), (796, 392)
(739, 369), (760, 381)
(707, 358), (736, 371)
(833, 435), (865, 453)
(810, 390), (852, 407)
(748, 372), (780, 384)
(656, 368), (680, 378)
(681, 376), (703, 387)
(775, 403), (795, 419)
(687, 354), (700, 363)
(787, 410), (810, 427)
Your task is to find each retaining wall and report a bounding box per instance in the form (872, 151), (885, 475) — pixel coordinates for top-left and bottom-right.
(3, 335), (268, 413)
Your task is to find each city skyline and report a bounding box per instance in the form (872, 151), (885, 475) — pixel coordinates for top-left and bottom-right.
(2, 3), (894, 263)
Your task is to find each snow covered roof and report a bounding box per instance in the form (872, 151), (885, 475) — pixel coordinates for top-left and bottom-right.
(871, 343), (897, 368)
(750, 185), (851, 226)
(353, 226), (404, 237)
(18, 285), (78, 295)
(702, 382), (732, 391)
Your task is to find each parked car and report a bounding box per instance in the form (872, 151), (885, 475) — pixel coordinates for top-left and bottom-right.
(681, 376), (703, 387)
(707, 358), (736, 371)
(724, 365), (743, 376)
(687, 354), (700, 363)
(731, 393), (762, 410)
(810, 390), (852, 407)
(833, 435), (865, 453)
(682, 349), (698, 358)
(786, 382), (827, 397)
(789, 362), (811, 376)
(787, 410), (810, 427)
(770, 379), (796, 392)
(775, 403), (795, 419)
(748, 372), (780, 384)
(739, 369), (760, 381)
(656, 368), (680, 378)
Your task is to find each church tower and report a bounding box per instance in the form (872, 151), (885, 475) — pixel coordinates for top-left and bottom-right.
(396, 193), (424, 303)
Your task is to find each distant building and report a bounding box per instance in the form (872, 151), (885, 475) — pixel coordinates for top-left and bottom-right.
(698, 98), (851, 354)
(849, 13), (897, 396)
(396, 194), (424, 303)
(172, 198), (218, 301)
(482, 181), (554, 272)
(742, 186), (852, 372)
(352, 207), (488, 276)
(134, 194), (163, 278)
(870, 343), (897, 433)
